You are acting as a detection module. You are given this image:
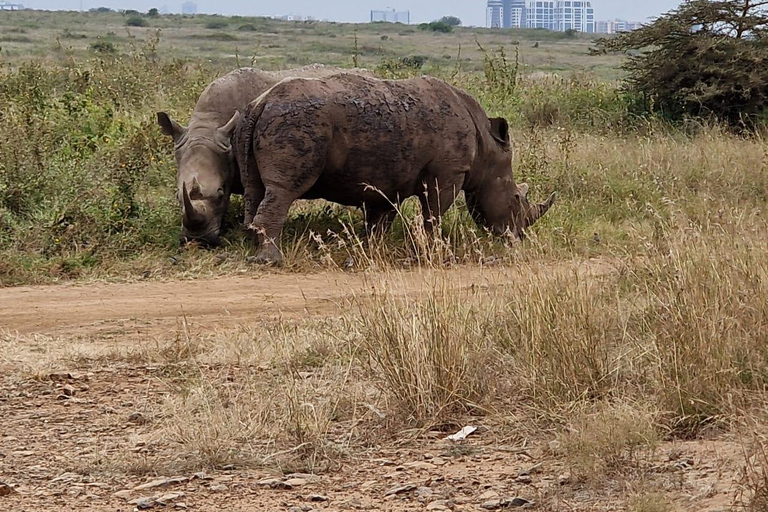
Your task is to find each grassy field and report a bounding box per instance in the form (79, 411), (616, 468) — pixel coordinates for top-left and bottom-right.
(1, 9), (768, 512)
(0, 9), (623, 76)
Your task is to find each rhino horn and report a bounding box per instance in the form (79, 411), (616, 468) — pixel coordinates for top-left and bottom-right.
(182, 182), (205, 226)
(526, 192), (557, 227)
(216, 110), (241, 146)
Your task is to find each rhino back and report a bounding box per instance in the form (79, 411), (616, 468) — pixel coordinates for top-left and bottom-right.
(192, 65), (373, 128)
(250, 74), (481, 206)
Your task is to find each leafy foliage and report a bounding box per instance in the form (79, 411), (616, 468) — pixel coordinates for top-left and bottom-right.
(125, 15), (148, 27)
(596, 0), (768, 128)
(419, 21), (454, 33)
(438, 16), (462, 27)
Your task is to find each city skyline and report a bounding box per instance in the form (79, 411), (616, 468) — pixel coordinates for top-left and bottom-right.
(487, 0), (598, 33)
(18, 0), (683, 26)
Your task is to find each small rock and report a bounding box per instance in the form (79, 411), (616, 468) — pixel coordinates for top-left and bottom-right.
(501, 497), (531, 507)
(133, 477), (187, 491)
(478, 490), (500, 501)
(404, 461), (437, 471)
(12, 451), (34, 457)
(256, 478), (292, 489)
(431, 457), (447, 466)
(515, 475), (532, 484)
(309, 494), (328, 502)
(558, 472), (571, 485)
(156, 492), (185, 505)
(415, 486), (434, 497)
(175, 504), (188, 510)
(519, 463), (542, 476)
(50, 471), (80, 483)
(128, 412), (150, 425)
(209, 484), (227, 492)
(427, 500), (451, 511)
(0, 483), (14, 496)
(481, 499), (502, 510)
(129, 497), (156, 509)
(61, 384), (76, 397)
(384, 483), (416, 496)
(113, 489), (132, 499)
(343, 256), (354, 269)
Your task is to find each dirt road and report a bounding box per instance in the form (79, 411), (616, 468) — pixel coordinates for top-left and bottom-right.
(0, 260), (611, 339)
(0, 260), (748, 512)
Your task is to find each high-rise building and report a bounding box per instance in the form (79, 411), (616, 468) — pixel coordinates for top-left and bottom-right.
(370, 9), (410, 24)
(486, 0), (527, 28)
(486, 0), (504, 28)
(596, 19), (642, 34)
(553, 0), (595, 32)
(488, 0), (596, 33)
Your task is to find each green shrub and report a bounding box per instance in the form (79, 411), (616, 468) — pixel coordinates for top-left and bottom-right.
(418, 21), (453, 33)
(125, 15), (147, 27)
(597, 0), (768, 129)
(205, 19), (229, 29)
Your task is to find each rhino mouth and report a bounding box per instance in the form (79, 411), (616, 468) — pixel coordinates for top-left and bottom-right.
(179, 231), (222, 248)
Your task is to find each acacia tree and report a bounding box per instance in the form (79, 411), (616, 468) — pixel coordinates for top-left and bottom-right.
(596, 0), (768, 128)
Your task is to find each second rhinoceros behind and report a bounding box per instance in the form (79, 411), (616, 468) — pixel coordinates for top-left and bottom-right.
(156, 64), (372, 246)
(233, 74), (556, 265)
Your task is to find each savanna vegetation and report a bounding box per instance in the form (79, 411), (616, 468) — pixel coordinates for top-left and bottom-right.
(1, 2), (768, 510)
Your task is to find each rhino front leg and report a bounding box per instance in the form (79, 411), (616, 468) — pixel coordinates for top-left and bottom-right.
(365, 206), (396, 237)
(419, 175), (463, 235)
(249, 187), (295, 266)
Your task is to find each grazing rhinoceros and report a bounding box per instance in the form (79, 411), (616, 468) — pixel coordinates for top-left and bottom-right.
(233, 74), (556, 265)
(156, 64), (372, 246)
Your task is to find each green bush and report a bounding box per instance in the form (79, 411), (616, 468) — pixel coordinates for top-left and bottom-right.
(0, 34), (219, 284)
(205, 19), (229, 29)
(418, 21), (453, 33)
(125, 15), (147, 27)
(597, 0), (768, 129)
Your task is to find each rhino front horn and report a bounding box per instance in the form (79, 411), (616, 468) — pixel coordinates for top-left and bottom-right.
(527, 192), (557, 227)
(182, 182), (205, 226)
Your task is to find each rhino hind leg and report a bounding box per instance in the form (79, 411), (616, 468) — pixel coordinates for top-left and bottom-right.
(249, 187), (295, 266)
(365, 206), (397, 237)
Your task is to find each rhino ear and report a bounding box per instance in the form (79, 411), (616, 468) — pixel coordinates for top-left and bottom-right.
(516, 182), (529, 198)
(490, 117), (510, 147)
(157, 112), (187, 141)
(216, 111), (241, 146)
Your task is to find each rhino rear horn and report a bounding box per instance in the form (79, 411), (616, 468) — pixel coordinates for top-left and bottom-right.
(157, 112), (187, 142)
(527, 192), (557, 227)
(182, 182), (205, 227)
(216, 111), (241, 147)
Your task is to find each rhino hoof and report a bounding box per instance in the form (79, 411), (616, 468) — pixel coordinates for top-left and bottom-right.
(250, 246), (283, 266)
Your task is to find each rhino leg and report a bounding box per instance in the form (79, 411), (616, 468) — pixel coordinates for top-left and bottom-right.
(365, 206), (396, 237)
(250, 187), (295, 266)
(419, 174), (463, 235)
(243, 182), (265, 232)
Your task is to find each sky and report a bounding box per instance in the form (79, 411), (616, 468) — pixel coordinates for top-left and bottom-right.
(25, 0), (682, 26)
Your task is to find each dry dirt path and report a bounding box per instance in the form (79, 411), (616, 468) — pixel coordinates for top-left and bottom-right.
(0, 260), (749, 512)
(0, 260), (613, 340)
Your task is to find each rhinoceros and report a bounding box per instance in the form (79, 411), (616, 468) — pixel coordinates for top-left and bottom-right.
(156, 64), (372, 246)
(233, 74), (556, 265)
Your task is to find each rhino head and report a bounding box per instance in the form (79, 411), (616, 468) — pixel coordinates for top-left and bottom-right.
(466, 117), (556, 239)
(157, 111), (241, 247)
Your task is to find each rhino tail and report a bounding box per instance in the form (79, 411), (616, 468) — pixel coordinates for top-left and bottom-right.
(234, 98), (268, 186)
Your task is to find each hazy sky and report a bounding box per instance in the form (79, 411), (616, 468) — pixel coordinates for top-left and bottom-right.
(28, 0), (682, 26)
